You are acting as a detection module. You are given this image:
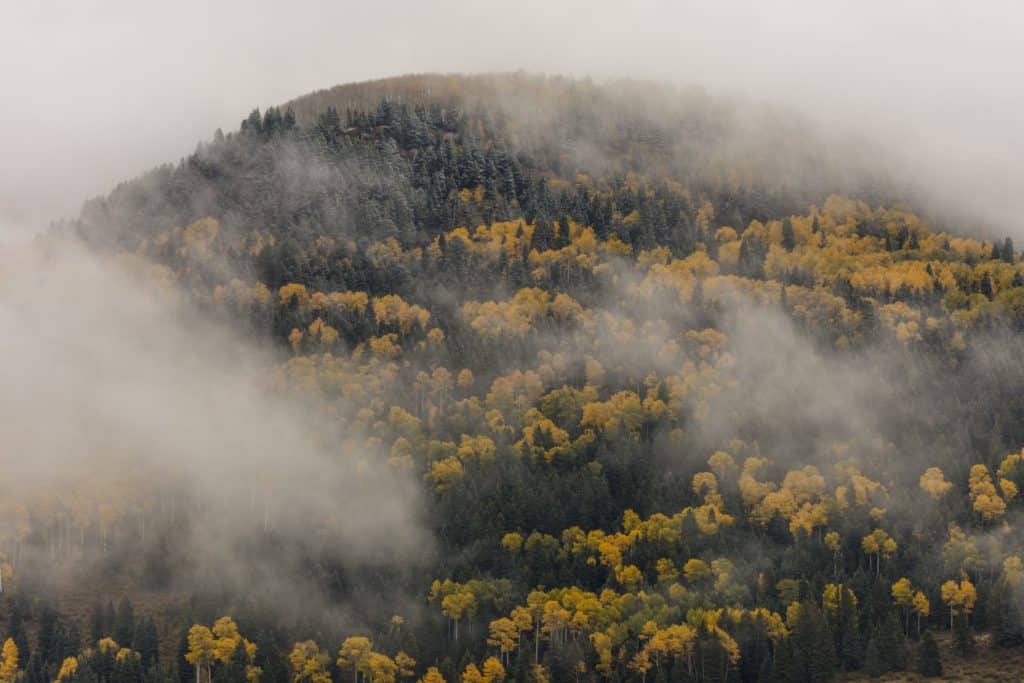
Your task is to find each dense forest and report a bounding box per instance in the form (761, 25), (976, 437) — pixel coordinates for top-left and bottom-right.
(3, 73), (1024, 682)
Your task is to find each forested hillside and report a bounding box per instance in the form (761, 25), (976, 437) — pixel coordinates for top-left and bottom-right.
(3, 73), (1024, 683)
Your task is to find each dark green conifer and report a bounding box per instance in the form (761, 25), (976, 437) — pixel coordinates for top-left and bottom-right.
(915, 630), (943, 677)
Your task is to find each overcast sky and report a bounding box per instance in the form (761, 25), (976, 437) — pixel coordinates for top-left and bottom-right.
(3, 0), (1022, 238)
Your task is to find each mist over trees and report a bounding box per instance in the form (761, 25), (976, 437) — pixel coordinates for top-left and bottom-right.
(4, 74), (1024, 682)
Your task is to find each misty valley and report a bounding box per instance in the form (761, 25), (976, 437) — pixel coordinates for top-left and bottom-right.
(4, 73), (1024, 683)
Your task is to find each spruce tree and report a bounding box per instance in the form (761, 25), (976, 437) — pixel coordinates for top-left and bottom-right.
(215, 641), (251, 683)
(915, 631), (943, 677)
(991, 579), (1024, 647)
(952, 612), (975, 656)
(792, 601), (835, 682)
(8, 599), (31, 664)
(863, 636), (884, 678)
(36, 603), (58, 665)
(770, 639), (792, 683)
(64, 623), (81, 664)
(105, 601), (117, 640)
(781, 219), (796, 251)
(981, 272), (995, 299)
(134, 617), (160, 667)
(877, 612), (905, 671)
(114, 597), (135, 647)
(91, 601), (106, 644)
(177, 629), (192, 683)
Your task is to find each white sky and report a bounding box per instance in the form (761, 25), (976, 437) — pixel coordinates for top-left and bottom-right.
(2, 0), (1022, 237)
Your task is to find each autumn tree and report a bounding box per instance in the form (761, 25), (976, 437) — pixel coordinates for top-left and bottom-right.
(0, 640), (18, 683)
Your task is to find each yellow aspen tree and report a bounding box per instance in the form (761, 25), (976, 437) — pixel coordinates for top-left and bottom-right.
(487, 618), (518, 667)
(861, 529), (897, 575)
(0, 639), (18, 683)
(441, 591), (477, 642)
(364, 653), (398, 683)
(919, 467), (952, 500)
(289, 641), (331, 683)
(629, 648), (652, 683)
(912, 591), (930, 636)
(394, 652), (416, 680)
(480, 657), (505, 683)
(211, 617), (242, 664)
(824, 531), (841, 577)
(55, 656), (78, 681)
(461, 664), (484, 683)
(417, 668), (446, 683)
(968, 464), (1007, 522)
(941, 578), (977, 629)
(186, 625), (216, 683)
(336, 637), (372, 683)
(590, 632), (614, 679)
(683, 559), (711, 584)
(891, 578), (914, 633)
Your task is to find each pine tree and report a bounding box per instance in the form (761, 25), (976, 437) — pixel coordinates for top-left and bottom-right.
(214, 641), (250, 683)
(863, 636), (884, 678)
(114, 597), (135, 647)
(981, 272), (995, 299)
(877, 612), (905, 671)
(836, 586), (863, 670)
(914, 631), (943, 677)
(91, 602), (107, 644)
(991, 579), (1024, 647)
(105, 602), (117, 640)
(65, 624), (81, 663)
(135, 617), (160, 667)
(781, 219), (796, 251)
(177, 629), (191, 683)
(770, 639), (792, 683)
(952, 612), (974, 656)
(36, 604), (58, 665)
(7, 600), (30, 665)
(792, 601), (835, 682)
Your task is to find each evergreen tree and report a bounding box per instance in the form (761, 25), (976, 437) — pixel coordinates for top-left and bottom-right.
(738, 233), (767, 278)
(8, 599), (31, 664)
(834, 585), (863, 670)
(114, 597), (135, 647)
(92, 602), (107, 644)
(770, 639), (792, 683)
(65, 623), (82, 664)
(914, 630), (943, 677)
(781, 219), (796, 251)
(791, 601), (835, 682)
(863, 636), (884, 678)
(214, 641), (250, 683)
(105, 602), (117, 640)
(952, 612), (974, 657)
(36, 603), (58, 665)
(177, 629), (191, 683)
(981, 272), (995, 299)
(987, 579), (1023, 648)
(134, 617), (160, 668)
(877, 612), (905, 671)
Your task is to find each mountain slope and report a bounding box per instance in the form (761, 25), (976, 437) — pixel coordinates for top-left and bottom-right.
(4, 73), (1024, 683)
